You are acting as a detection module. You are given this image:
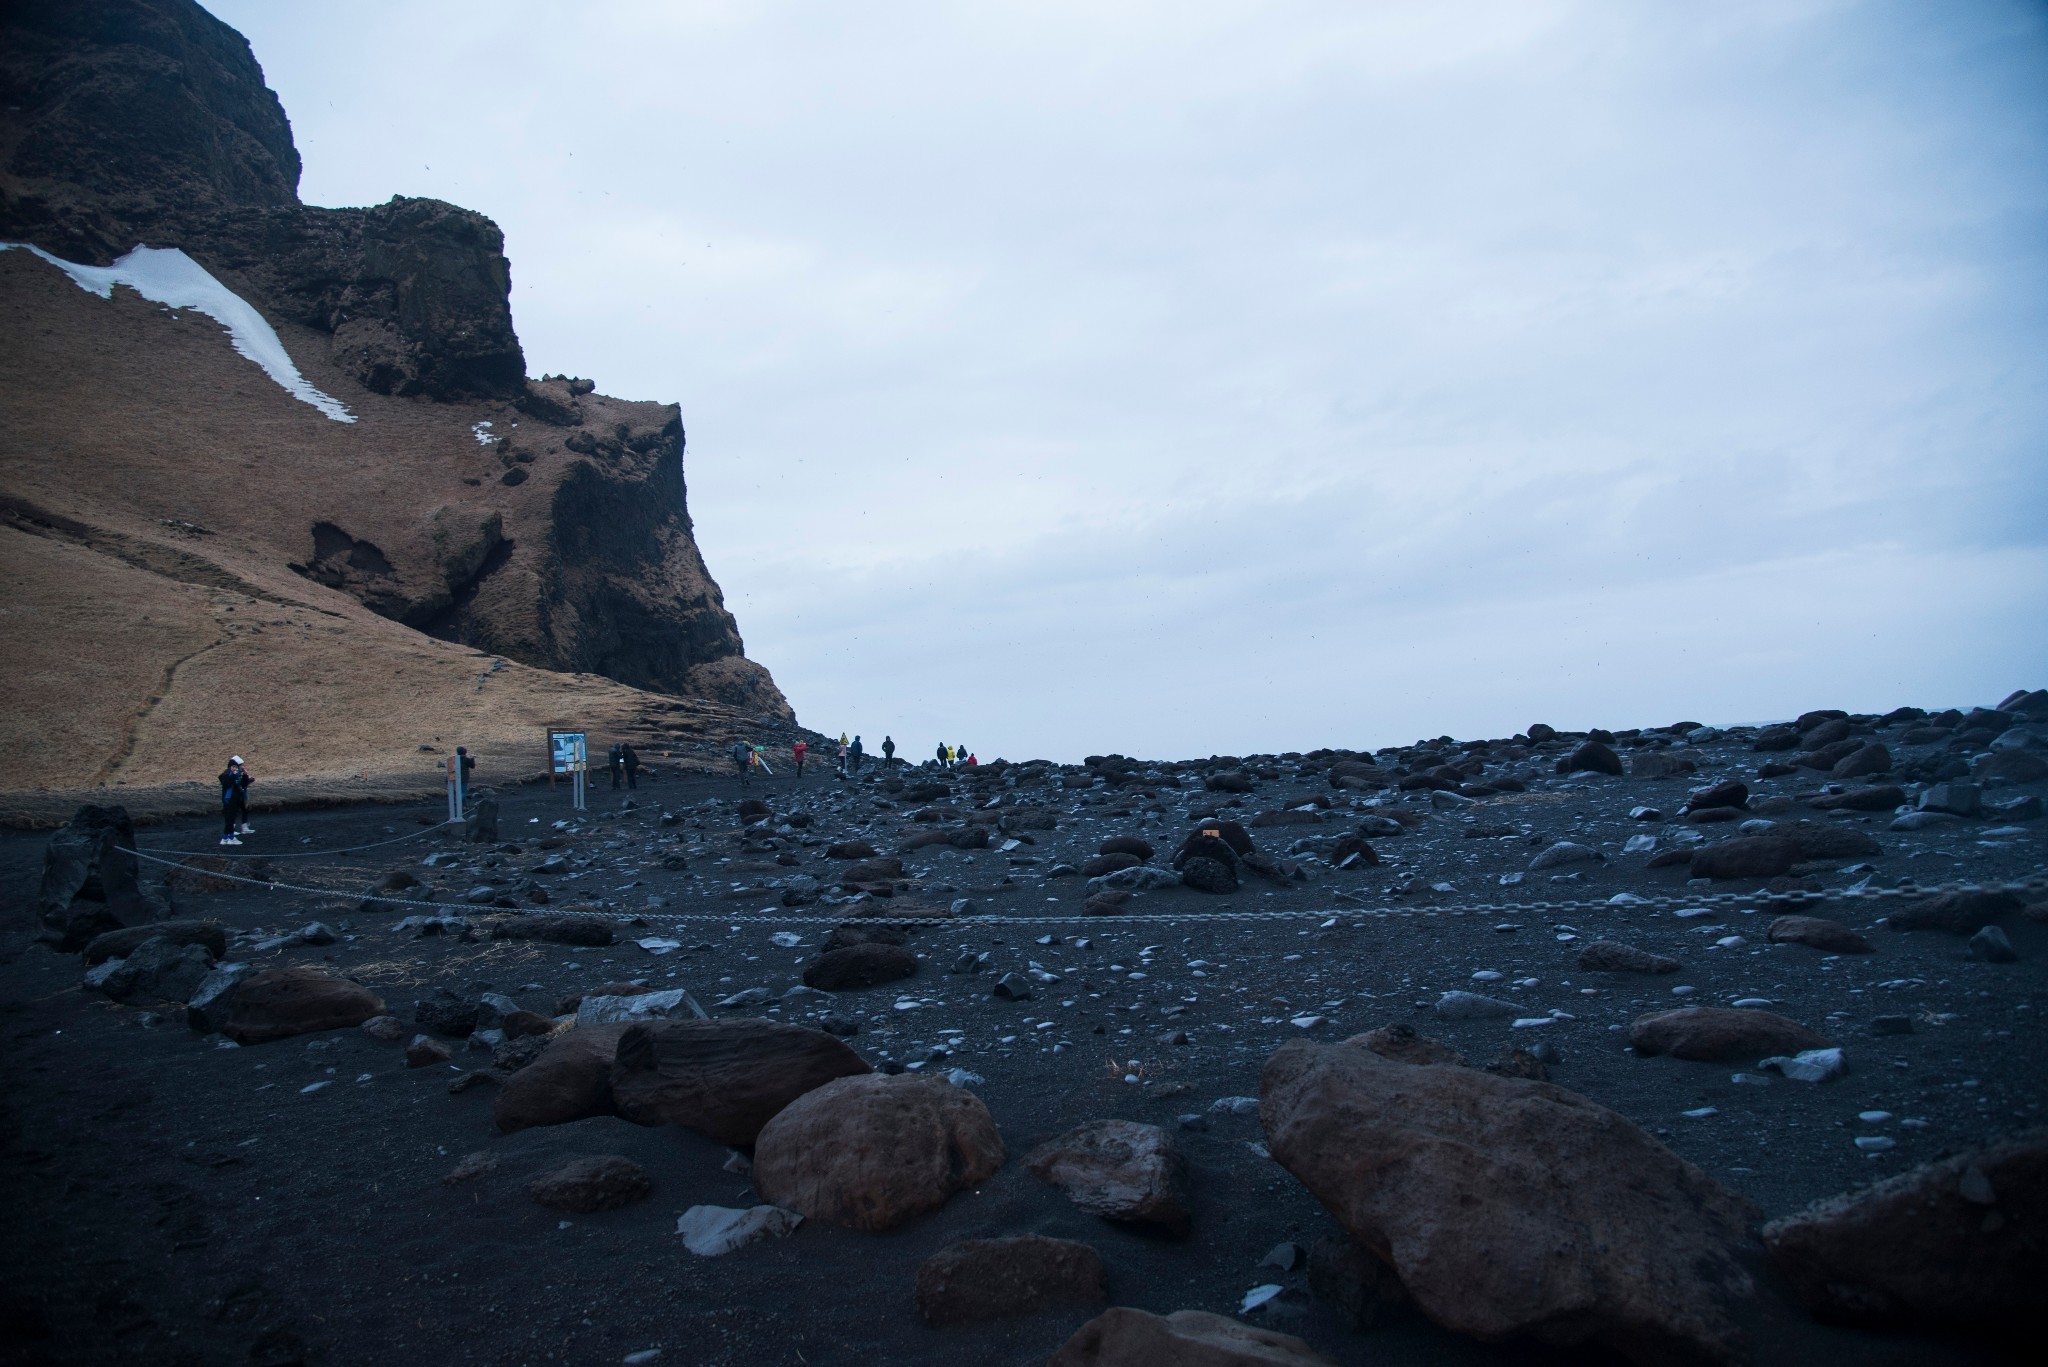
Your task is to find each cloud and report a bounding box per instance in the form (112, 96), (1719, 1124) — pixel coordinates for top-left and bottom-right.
(207, 0), (2048, 758)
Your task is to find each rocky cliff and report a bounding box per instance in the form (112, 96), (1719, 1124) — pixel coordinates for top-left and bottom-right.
(0, 0), (795, 798)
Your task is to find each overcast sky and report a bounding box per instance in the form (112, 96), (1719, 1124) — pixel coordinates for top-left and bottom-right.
(207, 0), (2048, 761)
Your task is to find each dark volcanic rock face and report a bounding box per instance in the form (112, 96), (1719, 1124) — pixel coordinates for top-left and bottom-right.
(0, 0), (791, 720)
(0, 0), (300, 247)
(0, 1), (524, 402)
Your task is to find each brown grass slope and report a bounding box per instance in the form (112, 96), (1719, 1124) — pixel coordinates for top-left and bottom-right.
(0, 250), (787, 822)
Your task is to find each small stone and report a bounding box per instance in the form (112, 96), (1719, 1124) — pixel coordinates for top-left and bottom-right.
(1433, 991), (1519, 1020)
(992, 973), (1035, 1001)
(406, 1034), (453, 1067)
(444, 1152), (498, 1185)
(1759, 1047), (1848, 1083)
(1529, 841), (1603, 871)
(359, 1014), (406, 1043)
(1260, 1241), (1305, 1271)
(675, 1203), (803, 1256)
(1853, 1136), (1895, 1153)
(1968, 925), (2017, 963)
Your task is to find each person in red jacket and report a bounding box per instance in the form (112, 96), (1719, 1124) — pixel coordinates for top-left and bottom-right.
(793, 739), (808, 779)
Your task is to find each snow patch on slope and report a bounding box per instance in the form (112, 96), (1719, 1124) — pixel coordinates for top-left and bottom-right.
(1, 242), (356, 423)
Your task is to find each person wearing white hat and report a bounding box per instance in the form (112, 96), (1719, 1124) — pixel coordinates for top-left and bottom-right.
(218, 755), (253, 845)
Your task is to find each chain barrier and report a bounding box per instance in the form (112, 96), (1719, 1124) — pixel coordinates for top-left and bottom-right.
(123, 819), (461, 862)
(121, 847), (2048, 930)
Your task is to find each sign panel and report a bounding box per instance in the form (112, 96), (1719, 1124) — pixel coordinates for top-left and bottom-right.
(549, 730), (587, 774)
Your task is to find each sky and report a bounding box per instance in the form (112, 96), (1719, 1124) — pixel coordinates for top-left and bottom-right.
(206, 0), (2048, 762)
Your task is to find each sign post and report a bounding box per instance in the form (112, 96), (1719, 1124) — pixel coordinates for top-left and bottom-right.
(548, 729), (588, 812)
(445, 757), (460, 822)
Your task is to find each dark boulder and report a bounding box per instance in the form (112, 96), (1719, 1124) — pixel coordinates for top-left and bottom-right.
(1689, 837), (1802, 881)
(1099, 835), (1154, 859)
(802, 943), (918, 991)
(1888, 891), (2024, 935)
(1680, 779), (1747, 813)
(1808, 785), (1905, 813)
(1762, 1131), (2047, 1347)
(83, 918), (225, 965)
(99, 936), (216, 1004)
(915, 1236), (1108, 1327)
(38, 805), (165, 951)
(1768, 916), (1874, 954)
(1180, 857), (1237, 895)
(1558, 740), (1624, 776)
(490, 915), (617, 947)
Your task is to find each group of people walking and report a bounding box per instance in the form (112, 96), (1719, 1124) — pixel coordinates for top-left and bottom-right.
(725, 731), (978, 787)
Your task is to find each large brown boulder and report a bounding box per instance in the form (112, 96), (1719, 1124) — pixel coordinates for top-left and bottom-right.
(914, 1235), (1108, 1327)
(1026, 1120), (1191, 1236)
(1049, 1308), (1336, 1367)
(221, 966), (384, 1044)
(608, 1018), (869, 1145)
(1762, 1130), (2047, 1348)
(1260, 1040), (1756, 1367)
(801, 943), (917, 991)
(1689, 837), (1801, 880)
(1628, 1007), (1831, 1062)
(752, 1074), (1003, 1232)
(492, 1023), (631, 1133)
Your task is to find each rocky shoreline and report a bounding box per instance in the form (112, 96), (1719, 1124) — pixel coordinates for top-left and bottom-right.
(4, 693), (2042, 1365)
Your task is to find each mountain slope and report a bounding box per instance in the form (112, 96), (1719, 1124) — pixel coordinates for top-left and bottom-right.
(0, 0), (802, 808)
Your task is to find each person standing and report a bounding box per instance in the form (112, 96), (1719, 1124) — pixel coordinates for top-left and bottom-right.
(935, 741), (947, 769)
(882, 735), (896, 766)
(621, 742), (641, 790)
(731, 737), (751, 786)
(218, 756), (252, 845)
(848, 735), (864, 776)
(793, 738), (808, 779)
(607, 742), (624, 790)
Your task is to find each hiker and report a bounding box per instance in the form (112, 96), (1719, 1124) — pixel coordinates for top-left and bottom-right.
(882, 735), (896, 766)
(456, 745), (476, 786)
(848, 735), (864, 776)
(732, 738), (751, 786)
(218, 755), (252, 845)
(793, 739), (808, 778)
(607, 741), (625, 790)
(966, 752), (978, 766)
(935, 742), (948, 768)
(621, 742), (641, 790)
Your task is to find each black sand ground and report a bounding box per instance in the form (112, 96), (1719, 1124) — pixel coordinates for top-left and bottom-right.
(3, 750), (2041, 1367)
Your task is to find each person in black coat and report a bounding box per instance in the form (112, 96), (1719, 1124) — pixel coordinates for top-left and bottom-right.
(218, 756), (252, 845)
(621, 742), (641, 789)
